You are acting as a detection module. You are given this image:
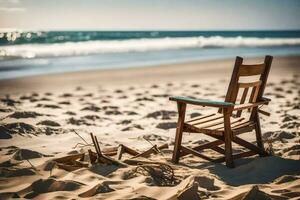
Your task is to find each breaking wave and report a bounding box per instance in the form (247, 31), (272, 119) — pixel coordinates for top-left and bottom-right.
(1, 36), (300, 59)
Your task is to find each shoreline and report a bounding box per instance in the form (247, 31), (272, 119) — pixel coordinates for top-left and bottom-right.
(0, 55), (299, 95)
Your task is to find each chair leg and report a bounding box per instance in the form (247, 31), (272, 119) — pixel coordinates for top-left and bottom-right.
(223, 111), (234, 168)
(172, 103), (186, 164)
(254, 113), (267, 156)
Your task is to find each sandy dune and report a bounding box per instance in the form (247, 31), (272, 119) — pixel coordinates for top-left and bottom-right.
(0, 56), (299, 199)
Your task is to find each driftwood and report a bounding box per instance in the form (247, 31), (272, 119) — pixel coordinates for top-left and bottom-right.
(54, 153), (85, 163)
(52, 132), (171, 173)
(132, 143), (168, 159)
(53, 153), (87, 171)
(90, 133), (127, 167)
(113, 143), (169, 160)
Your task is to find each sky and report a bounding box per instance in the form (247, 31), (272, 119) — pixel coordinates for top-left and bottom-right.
(0, 0), (300, 31)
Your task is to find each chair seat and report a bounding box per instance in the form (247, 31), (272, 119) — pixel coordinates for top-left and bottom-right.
(184, 113), (256, 136)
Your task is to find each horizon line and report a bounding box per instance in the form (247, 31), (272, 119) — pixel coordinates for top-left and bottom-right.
(1, 28), (300, 32)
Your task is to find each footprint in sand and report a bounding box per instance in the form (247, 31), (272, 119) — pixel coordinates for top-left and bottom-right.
(105, 110), (122, 115)
(119, 95), (127, 99)
(0, 96), (20, 106)
(102, 106), (119, 110)
(76, 86), (83, 91)
(191, 84), (200, 88)
(282, 114), (298, 122)
(0, 108), (13, 112)
(44, 92), (53, 96)
(117, 119), (132, 125)
(151, 84), (159, 88)
(59, 93), (73, 98)
(263, 131), (297, 142)
(280, 122), (300, 129)
(274, 87), (284, 92)
(2, 122), (38, 136)
(81, 115), (101, 121)
(36, 104), (61, 109)
(124, 111), (138, 115)
(39, 97), (52, 101)
(138, 134), (169, 141)
(145, 110), (177, 120)
(156, 122), (177, 130)
(83, 93), (93, 97)
(114, 89), (123, 93)
(64, 111), (76, 116)
(67, 117), (95, 126)
(128, 86), (135, 90)
(7, 111), (45, 119)
(81, 105), (101, 112)
(58, 101), (71, 105)
(19, 95), (32, 100)
(121, 124), (144, 131)
(37, 120), (61, 127)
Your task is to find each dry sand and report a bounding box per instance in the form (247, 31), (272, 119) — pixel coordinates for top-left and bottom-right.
(0, 56), (299, 199)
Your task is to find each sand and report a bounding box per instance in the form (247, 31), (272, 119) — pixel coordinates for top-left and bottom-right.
(0, 56), (299, 199)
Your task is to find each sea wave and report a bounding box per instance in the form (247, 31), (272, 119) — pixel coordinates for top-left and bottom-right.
(1, 36), (300, 59)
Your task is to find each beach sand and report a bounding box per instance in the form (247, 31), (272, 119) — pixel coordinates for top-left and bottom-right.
(0, 56), (299, 199)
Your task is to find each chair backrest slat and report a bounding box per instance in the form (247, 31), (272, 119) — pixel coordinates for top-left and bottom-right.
(236, 87), (248, 117)
(238, 63), (266, 76)
(220, 55), (273, 118)
(238, 81), (262, 88)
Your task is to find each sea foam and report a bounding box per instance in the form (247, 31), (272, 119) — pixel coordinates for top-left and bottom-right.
(1, 36), (300, 59)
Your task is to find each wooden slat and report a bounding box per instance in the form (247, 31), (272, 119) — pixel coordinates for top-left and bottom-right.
(172, 102), (186, 163)
(236, 87), (248, 117)
(233, 102), (264, 111)
(196, 118), (224, 129)
(184, 124), (224, 137)
(231, 121), (254, 130)
(238, 63), (266, 76)
(211, 146), (225, 154)
(180, 146), (214, 161)
(249, 86), (259, 103)
(186, 113), (216, 123)
(220, 56), (243, 114)
(169, 96), (234, 108)
(180, 140), (224, 156)
(223, 109), (234, 168)
(238, 81), (262, 88)
(209, 117), (245, 130)
(232, 136), (266, 155)
(189, 114), (223, 126)
(232, 124), (256, 135)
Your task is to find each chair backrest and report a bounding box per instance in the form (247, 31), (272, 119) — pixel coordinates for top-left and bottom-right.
(220, 55), (273, 117)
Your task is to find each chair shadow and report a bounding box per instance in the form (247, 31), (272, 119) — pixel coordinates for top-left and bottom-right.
(178, 156), (300, 186)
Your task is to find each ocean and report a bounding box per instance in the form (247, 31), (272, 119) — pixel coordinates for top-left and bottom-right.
(1, 30), (300, 80)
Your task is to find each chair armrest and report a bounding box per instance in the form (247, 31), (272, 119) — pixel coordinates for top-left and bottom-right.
(169, 96), (234, 108)
(233, 101), (268, 111)
(260, 97), (271, 104)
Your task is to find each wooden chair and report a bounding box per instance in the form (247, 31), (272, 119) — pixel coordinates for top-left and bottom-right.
(169, 55), (273, 168)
